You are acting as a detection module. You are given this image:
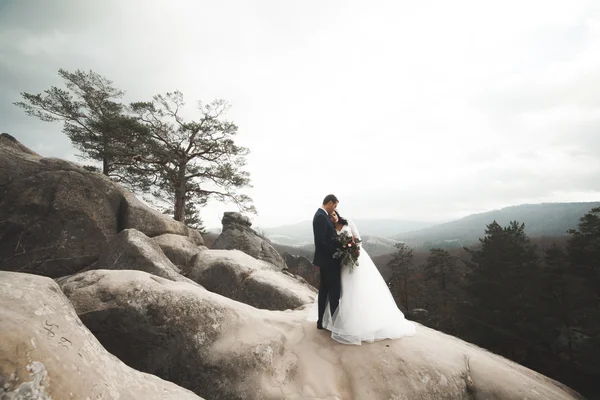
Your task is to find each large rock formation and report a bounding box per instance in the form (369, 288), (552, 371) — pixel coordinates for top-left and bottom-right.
(283, 252), (319, 288)
(213, 212), (285, 269)
(0, 271), (202, 400)
(96, 228), (199, 285)
(0, 133), (203, 278)
(59, 269), (583, 400)
(183, 249), (316, 310)
(152, 232), (207, 268)
(118, 191), (204, 245)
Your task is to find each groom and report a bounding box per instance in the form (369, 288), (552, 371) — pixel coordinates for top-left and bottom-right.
(313, 194), (342, 330)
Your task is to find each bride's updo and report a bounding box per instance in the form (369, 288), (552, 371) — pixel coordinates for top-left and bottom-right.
(332, 210), (349, 226)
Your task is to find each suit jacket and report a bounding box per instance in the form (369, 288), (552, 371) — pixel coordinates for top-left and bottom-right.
(312, 208), (338, 268)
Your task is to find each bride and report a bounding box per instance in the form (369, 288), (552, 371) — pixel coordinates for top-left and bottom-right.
(309, 210), (416, 345)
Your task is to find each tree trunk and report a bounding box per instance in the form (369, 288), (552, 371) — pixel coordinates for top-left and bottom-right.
(174, 193), (185, 222)
(102, 132), (110, 176)
(102, 156), (109, 176)
(173, 161), (187, 222)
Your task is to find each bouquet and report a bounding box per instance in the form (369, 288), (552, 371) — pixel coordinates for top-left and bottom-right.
(333, 231), (361, 272)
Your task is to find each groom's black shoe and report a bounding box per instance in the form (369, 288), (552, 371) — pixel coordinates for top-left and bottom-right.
(317, 322), (324, 330)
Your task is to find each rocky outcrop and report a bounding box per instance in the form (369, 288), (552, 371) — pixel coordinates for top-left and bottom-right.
(0, 134), (203, 278)
(213, 212), (285, 269)
(283, 252), (318, 288)
(152, 232), (207, 268)
(0, 271), (202, 400)
(0, 132), (41, 156)
(97, 228), (198, 285)
(59, 269), (583, 400)
(118, 192), (204, 245)
(183, 249), (316, 310)
(0, 133), (585, 400)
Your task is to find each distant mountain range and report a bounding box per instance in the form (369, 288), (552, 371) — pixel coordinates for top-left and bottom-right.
(359, 235), (404, 256)
(269, 234), (404, 259)
(393, 202), (600, 247)
(210, 202), (600, 258)
(260, 218), (432, 247)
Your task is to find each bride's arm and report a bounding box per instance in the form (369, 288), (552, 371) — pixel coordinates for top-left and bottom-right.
(348, 220), (361, 243)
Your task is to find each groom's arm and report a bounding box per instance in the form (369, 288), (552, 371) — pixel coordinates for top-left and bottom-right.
(314, 214), (337, 255)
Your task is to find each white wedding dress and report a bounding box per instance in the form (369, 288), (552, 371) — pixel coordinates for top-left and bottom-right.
(308, 221), (417, 345)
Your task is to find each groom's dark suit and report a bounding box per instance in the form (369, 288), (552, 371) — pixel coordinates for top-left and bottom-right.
(313, 208), (342, 327)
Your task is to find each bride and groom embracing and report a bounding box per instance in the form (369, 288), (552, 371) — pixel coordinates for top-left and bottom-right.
(309, 194), (417, 345)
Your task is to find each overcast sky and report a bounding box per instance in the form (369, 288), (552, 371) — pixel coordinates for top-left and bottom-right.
(1, 0), (600, 228)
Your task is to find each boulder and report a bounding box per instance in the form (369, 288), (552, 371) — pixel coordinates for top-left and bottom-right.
(183, 249), (315, 310)
(0, 132), (41, 157)
(0, 134), (203, 278)
(59, 269), (583, 400)
(152, 233), (206, 268)
(0, 166), (123, 278)
(0, 271), (202, 400)
(283, 252), (319, 288)
(213, 212), (285, 269)
(97, 228), (197, 285)
(281, 268), (314, 288)
(118, 192), (204, 245)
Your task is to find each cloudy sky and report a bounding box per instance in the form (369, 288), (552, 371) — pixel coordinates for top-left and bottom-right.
(1, 0), (600, 228)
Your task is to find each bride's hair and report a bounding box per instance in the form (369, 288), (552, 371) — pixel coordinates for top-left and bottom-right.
(333, 210), (348, 226)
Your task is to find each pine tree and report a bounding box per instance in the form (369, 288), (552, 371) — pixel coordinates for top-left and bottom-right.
(387, 242), (415, 311)
(541, 242), (576, 360)
(566, 207), (600, 290)
(563, 207), (600, 373)
(425, 248), (457, 293)
(14, 69), (140, 177)
(129, 91), (254, 222)
(184, 202), (208, 234)
(463, 220), (541, 359)
(424, 248), (459, 331)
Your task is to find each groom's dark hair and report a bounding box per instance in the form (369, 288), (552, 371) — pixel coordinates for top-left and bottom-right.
(322, 194), (339, 205)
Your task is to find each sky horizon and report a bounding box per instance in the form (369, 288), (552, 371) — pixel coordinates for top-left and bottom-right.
(2, 0), (600, 228)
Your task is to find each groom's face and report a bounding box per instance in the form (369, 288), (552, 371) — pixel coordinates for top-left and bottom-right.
(324, 201), (338, 214)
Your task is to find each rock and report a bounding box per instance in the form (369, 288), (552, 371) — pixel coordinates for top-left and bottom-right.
(97, 228), (197, 284)
(183, 249), (315, 310)
(0, 135), (203, 277)
(59, 269), (583, 400)
(187, 228), (205, 246)
(118, 192), (204, 245)
(282, 252), (318, 288)
(1, 361), (52, 400)
(223, 211), (252, 226)
(0, 167), (122, 278)
(152, 233), (205, 268)
(0, 132), (41, 156)
(213, 212), (285, 269)
(0, 271), (202, 400)
(281, 269), (314, 287)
